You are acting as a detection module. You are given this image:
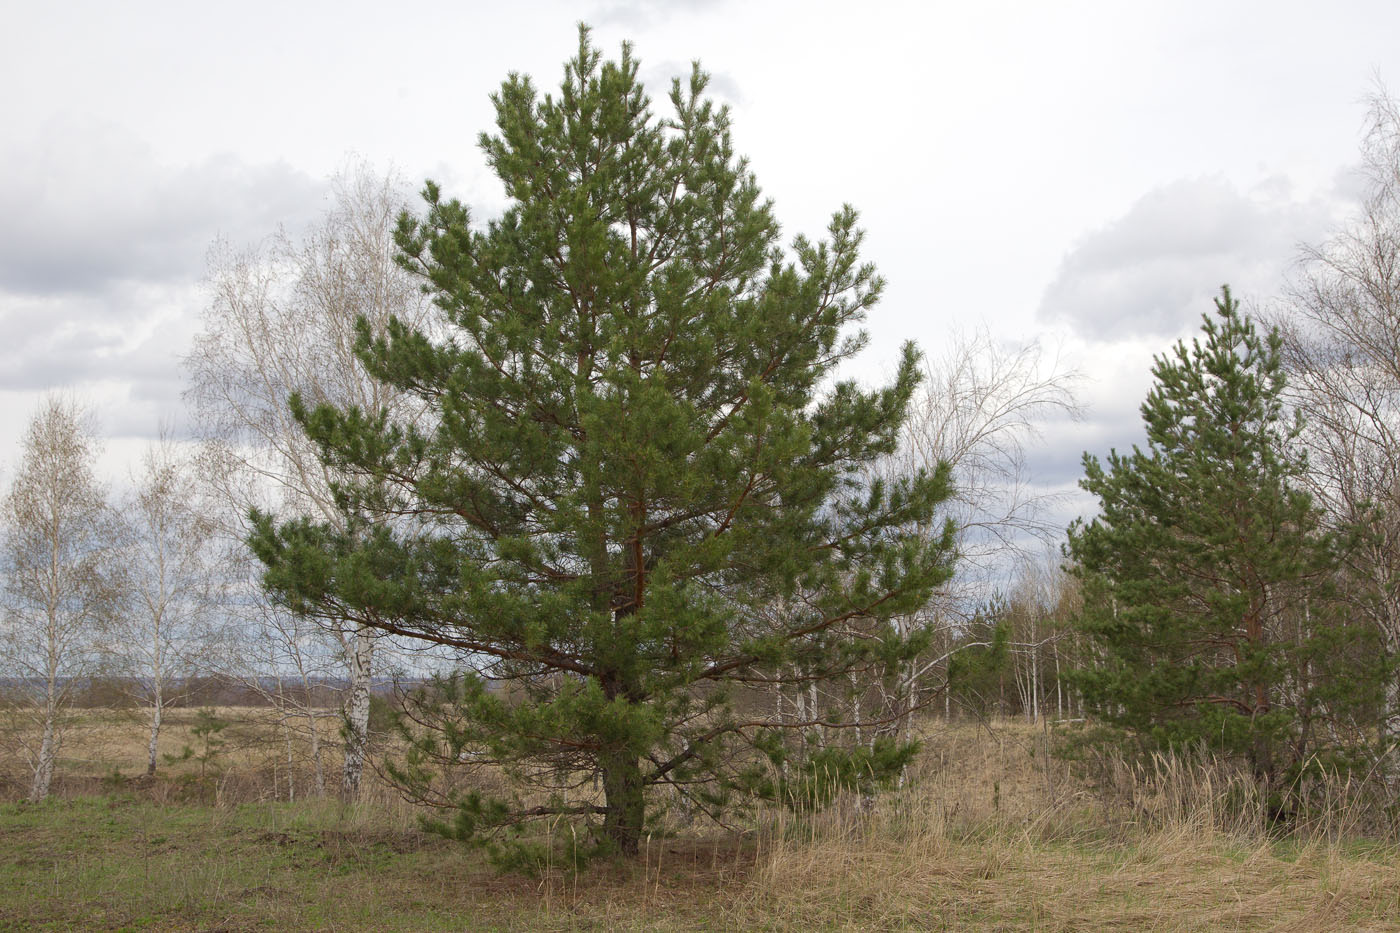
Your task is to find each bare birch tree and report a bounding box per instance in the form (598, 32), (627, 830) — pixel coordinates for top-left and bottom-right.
(1003, 548), (1078, 723)
(229, 592), (341, 800)
(1274, 90), (1400, 752)
(108, 432), (218, 775)
(0, 396), (116, 801)
(185, 163), (433, 799)
(870, 330), (1081, 738)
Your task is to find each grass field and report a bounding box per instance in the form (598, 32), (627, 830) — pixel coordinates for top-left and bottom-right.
(0, 711), (1397, 931)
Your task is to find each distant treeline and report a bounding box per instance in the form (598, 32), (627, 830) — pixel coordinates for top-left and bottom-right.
(0, 676), (408, 710)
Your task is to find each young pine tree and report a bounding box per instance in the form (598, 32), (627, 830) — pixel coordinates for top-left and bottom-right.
(250, 30), (955, 856)
(1067, 289), (1386, 797)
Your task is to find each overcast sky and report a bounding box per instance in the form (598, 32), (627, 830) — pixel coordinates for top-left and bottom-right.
(2, 0), (1396, 529)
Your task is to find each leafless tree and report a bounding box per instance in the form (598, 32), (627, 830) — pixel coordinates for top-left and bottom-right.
(869, 329), (1081, 739)
(229, 590), (341, 800)
(903, 329), (1082, 573)
(0, 396), (118, 801)
(106, 431), (219, 776)
(185, 163), (433, 799)
(1003, 548), (1080, 724)
(1273, 89), (1400, 747)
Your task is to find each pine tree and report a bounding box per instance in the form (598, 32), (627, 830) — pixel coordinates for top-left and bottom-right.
(250, 29), (955, 856)
(1066, 288), (1385, 796)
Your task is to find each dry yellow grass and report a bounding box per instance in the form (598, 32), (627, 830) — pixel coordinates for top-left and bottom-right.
(0, 710), (1396, 930)
(737, 722), (1400, 931)
(748, 793), (1400, 931)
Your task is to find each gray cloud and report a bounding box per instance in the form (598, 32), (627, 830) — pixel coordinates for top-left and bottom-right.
(0, 121), (329, 443)
(1022, 412), (1154, 537)
(0, 282), (198, 402)
(1021, 332), (1183, 530)
(1035, 415), (1115, 487)
(0, 294), (122, 389)
(1022, 389), (1154, 528)
(1029, 171), (1362, 529)
(1037, 175), (1344, 341)
(0, 118), (325, 296)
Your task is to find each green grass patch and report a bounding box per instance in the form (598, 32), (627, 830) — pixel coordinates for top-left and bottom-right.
(0, 795), (759, 931)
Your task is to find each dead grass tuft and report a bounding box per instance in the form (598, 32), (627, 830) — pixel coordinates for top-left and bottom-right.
(739, 721), (1400, 931)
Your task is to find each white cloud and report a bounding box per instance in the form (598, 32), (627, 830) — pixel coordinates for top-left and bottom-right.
(1038, 175), (1346, 341)
(0, 118), (325, 296)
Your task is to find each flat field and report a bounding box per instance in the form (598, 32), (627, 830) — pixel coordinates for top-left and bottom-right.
(0, 711), (1396, 931)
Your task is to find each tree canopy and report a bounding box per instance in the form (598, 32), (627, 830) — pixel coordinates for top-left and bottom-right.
(250, 30), (955, 855)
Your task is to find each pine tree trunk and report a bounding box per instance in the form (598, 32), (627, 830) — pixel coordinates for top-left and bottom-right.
(601, 750), (645, 855)
(341, 625), (374, 800)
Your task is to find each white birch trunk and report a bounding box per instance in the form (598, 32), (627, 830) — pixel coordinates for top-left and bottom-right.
(850, 672), (863, 748)
(307, 708), (326, 797)
(777, 679), (790, 779)
(31, 604), (61, 802)
(278, 680), (297, 803)
(29, 708), (57, 802)
(1054, 640), (1063, 720)
(146, 693), (163, 776)
(341, 625), (374, 799)
(1030, 638), (1040, 724)
(284, 717), (297, 802)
